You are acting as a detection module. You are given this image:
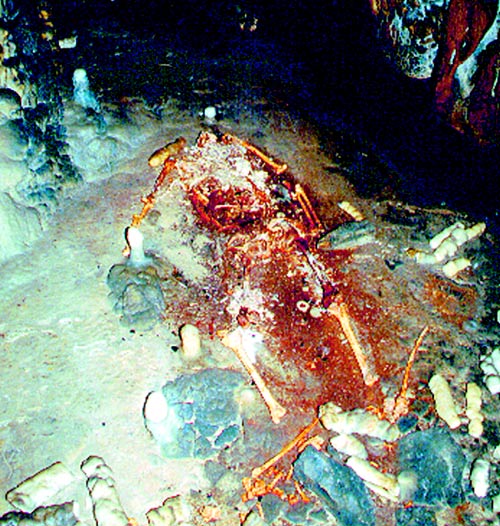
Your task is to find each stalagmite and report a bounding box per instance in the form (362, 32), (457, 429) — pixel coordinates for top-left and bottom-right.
(470, 457), (490, 498)
(428, 374), (461, 429)
(346, 456), (399, 501)
(179, 323), (201, 360)
(319, 402), (400, 442)
(329, 433), (368, 459)
(81, 456), (129, 526)
(466, 382), (484, 438)
(6, 462), (74, 512)
(125, 226), (148, 266)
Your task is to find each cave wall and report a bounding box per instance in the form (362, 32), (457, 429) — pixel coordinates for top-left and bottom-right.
(372, 0), (500, 143)
(0, 0), (79, 263)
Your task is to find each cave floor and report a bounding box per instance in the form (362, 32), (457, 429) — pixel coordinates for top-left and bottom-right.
(0, 96), (499, 526)
(0, 102), (361, 524)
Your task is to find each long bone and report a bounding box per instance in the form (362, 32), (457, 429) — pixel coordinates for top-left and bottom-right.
(328, 299), (379, 386)
(221, 328), (286, 424)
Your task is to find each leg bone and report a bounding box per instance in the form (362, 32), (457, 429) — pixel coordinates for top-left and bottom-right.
(328, 301), (379, 386)
(221, 328), (286, 424)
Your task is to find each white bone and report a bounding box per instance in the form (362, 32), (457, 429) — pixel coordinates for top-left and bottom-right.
(221, 328), (286, 424)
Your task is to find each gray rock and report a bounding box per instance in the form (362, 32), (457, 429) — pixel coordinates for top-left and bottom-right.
(0, 120), (28, 161)
(396, 506), (437, 526)
(317, 220), (376, 251)
(151, 369), (244, 459)
(107, 263), (166, 328)
(0, 88), (22, 124)
(293, 446), (375, 526)
(397, 427), (467, 507)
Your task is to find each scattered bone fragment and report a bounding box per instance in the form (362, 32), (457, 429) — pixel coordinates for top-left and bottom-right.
(442, 257), (471, 279)
(319, 402), (400, 442)
(222, 133), (288, 174)
(292, 183), (324, 230)
(221, 328), (286, 424)
(81, 456), (129, 526)
(466, 382), (484, 438)
(470, 457), (490, 498)
(251, 418), (319, 479)
(6, 461), (74, 512)
(309, 306), (323, 318)
(199, 505), (221, 523)
(295, 300), (310, 313)
(387, 325), (429, 423)
(327, 301), (379, 386)
(397, 471), (419, 502)
(179, 323), (201, 360)
(345, 456), (399, 501)
(146, 495), (191, 526)
(428, 374), (461, 429)
(148, 137), (186, 168)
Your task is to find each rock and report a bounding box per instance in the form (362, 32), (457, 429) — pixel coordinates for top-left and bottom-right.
(63, 101), (153, 183)
(144, 369), (244, 459)
(0, 192), (43, 264)
(317, 219), (376, 251)
(0, 120), (28, 162)
(146, 495), (192, 526)
(0, 157), (29, 192)
(0, 503), (78, 526)
(396, 506), (437, 526)
(106, 263), (166, 328)
(260, 494), (285, 524)
(0, 88), (22, 124)
(374, 0), (500, 143)
(204, 460), (226, 485)
(293, 446), (375, 526)
(397, 427), (466, 506)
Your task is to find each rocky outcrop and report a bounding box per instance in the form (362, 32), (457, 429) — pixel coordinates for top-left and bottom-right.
(372, 0), (500, 143)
